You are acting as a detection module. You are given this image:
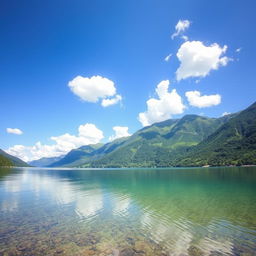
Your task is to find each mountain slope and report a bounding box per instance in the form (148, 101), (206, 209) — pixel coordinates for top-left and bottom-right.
(48, 115), (229, 168)
(48, 101), (256, 168)
(173, 102), (256, 166)
(0, 149), (29, 167)
(29, 155), (64, 167)
(49, 143), (104, 167)
(0, 154), (13, 167)
(87, 114), (231, 167)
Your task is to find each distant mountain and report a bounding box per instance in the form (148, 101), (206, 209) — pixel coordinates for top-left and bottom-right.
(173, 102), (256, 166)
(49, 137), (136, 167)
(29, 155), (64, 167)
(47, 102), (255, 168)
(4, 102), (255, 168)
(88, 114), (232, 167)
(49, 143), (104, 167)
(0, 149), (29, 167)
(49, 114), (232, 168)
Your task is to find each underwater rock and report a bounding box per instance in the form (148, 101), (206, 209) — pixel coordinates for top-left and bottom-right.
(55, 248), (64, 254)
(125, 237), (135, 246)
(119, 247), (135, 256)
(112, 248), (120, 256)
(134, 240), (151, 254)
(80, 248), (95, 255)
(188, 245), (204, 256)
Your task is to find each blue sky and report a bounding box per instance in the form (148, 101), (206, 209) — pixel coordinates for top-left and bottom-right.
(1, 0), (255, 161)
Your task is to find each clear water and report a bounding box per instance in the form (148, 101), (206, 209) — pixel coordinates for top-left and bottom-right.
(0, 167), (256, 256)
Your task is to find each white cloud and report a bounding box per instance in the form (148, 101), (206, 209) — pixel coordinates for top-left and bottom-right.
(176, 41), (231, 81)
(222, 111), (231, 116)
(6, 128), (23, 135)
(185, 91), (221, 108)
(68, 75), (122, 107)
(6, 123), (104, 162)
(101, 94), (122, 107)
(138, 80), (185, 127)
(78, 123), (104, 142)
(109, 126), (131, 141)
(164, 53), (172, 62)
(236, 47), (242, 53)
(68, 75), (116, 102)
(172, 20), (190, 39)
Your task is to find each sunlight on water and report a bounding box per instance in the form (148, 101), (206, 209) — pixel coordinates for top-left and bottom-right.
(0, 167), (256, 255)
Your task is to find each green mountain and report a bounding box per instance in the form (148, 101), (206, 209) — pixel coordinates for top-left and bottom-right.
(3, 102), (255, 168)
(28, 155), (64, 167)
(0, 149), (29, 167)
(49, 143), (104, 167)
(49, 114), (231, 168)
(47, 102), (255, 168)
(88, 114), (231, 167)
(0, 155), (13, 167)
(172, 102), (256, 167)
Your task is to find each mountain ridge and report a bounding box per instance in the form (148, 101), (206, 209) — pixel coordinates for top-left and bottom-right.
(0, 149), (29, 167)
(88, 113), (233, 167)
(172, 101), (256, 166)
(34, 102), (256, 168)
(29, 155), (65, 167)
(48, 113), (234, 168)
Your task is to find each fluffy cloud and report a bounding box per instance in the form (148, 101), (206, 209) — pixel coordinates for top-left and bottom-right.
(78, 123), (104, 142)
(6, 128), (23, 135)
(101, 94), (122, 107)
(109, 126), (131, 141)
(172, 20), (190, 39)
(68, 75), (122, 107)
(176, 41), (230, 81)
(6, 123), (104, 162)
(185, 91), (221, 108)
(7, 143), (60, 163)
(138, 80), (185, 127)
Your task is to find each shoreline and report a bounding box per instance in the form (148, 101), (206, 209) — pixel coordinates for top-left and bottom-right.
(5, 164), (256, 170)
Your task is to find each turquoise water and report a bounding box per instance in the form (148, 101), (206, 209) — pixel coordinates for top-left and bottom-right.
(0, 167), (256, 255)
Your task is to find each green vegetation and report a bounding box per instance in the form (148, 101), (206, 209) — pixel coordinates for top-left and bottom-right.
(172, 102), (256, 167)
(49, 114), (231, 167)
(87, 114), (232, 168)
(0, 155), (13, 167)
(46, 102), (256, 168)
(0, 149), (29, 167)
(49, 143), (104, 167)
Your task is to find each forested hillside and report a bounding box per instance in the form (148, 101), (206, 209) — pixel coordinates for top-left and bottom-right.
(0, 149), (29, 167)
(172, 102), (256, 166)
(45, 102), (256, 168)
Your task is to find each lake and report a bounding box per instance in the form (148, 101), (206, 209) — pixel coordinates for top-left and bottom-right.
(0, 167), (256, 255)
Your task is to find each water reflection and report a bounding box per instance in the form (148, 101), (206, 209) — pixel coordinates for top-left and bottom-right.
(113, 195), (131, 216)
(0, 167), (255, 255)
(75, 189), (103, 218)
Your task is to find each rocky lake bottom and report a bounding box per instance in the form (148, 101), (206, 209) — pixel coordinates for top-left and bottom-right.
(0, 167), (256, 255)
